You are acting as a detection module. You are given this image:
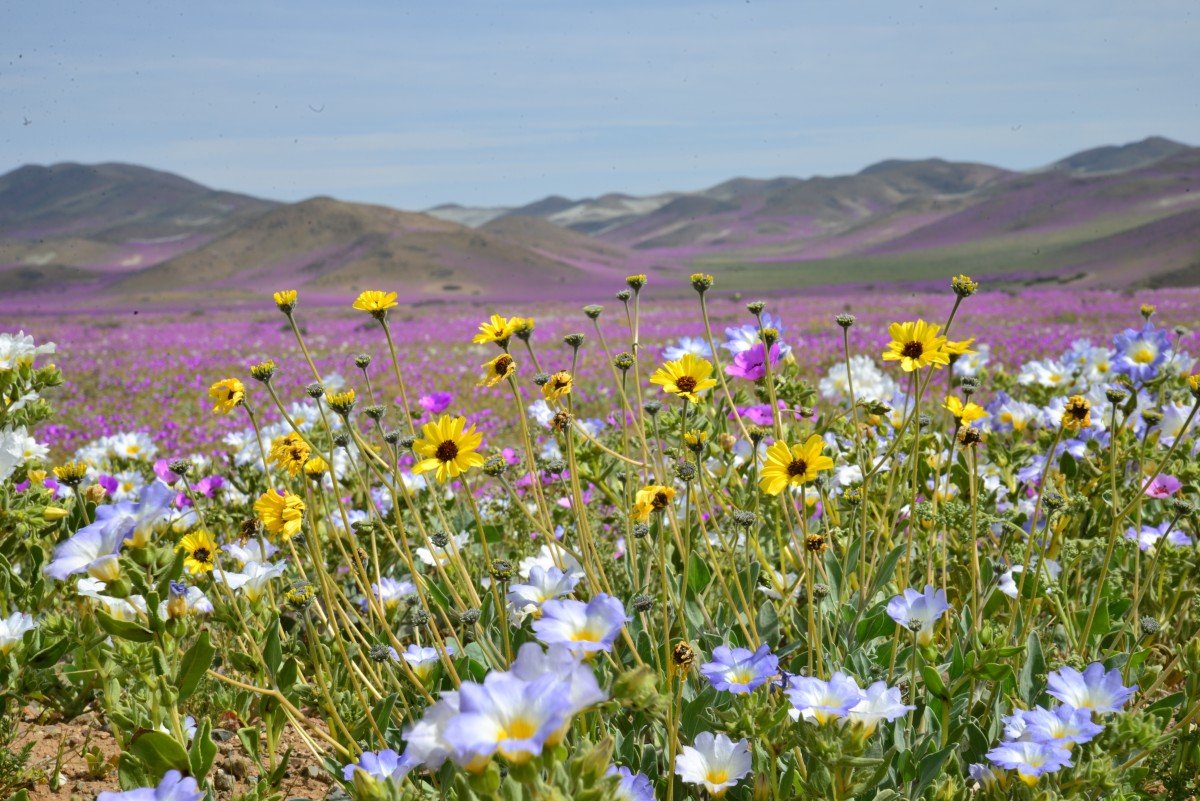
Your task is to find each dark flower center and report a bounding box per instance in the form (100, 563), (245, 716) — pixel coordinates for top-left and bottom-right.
(435, 440), (459, 462)
(901, 341), (924, 359)
(675, 375), (698, 393)
(193, 548), (211, 564)
(786, 458), (808, 477)
(554, 377), (570, 389)
(494, 356), (513, 374)
(652, 491), (670, 509)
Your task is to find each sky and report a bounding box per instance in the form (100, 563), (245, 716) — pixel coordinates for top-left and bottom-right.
(3, 1), (1197, 210)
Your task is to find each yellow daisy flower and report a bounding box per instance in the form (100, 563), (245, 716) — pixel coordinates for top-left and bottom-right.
(944, 337), (976, 357)
(542, 371), (573, 403)
(412, 414), (486, 483)
(303, 456), (329, 479)
(472, 314), (519, 346)
(1062, 395), (1092, 430)
(650, 353), (718, 403)
(255, 489), (306, 540)
(631, 484), (676, 522)
(478, 354), (517, 387)
(881, 320), (951, 372)
(209, 378), (245, 415)
(177, 529), (220, 575)
(273, 289), (298, 313)
(352, 290), (398, 315)
(943, 395), (988, 424)
(759, 435), (834, 495)
(268, 432), (312, 477)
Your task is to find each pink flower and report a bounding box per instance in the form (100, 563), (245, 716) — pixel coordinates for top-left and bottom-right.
(1143, 474), (1181, 499)
(418, 392), (453, 415)
(725, 343), (779, 381)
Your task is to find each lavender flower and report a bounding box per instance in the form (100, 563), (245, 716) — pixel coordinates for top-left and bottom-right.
(443, 672), (570, 769)
(986, 740), (1073, 786)
(1046, 663), (1136, 713)
(699, 644), (778, 694)
(886, 585), (950, 645)
(97, 770), (204, 801)
(786, 671), (863, 724)
(847, 680), (914, 734)
(532, 593), (628, 655)
(1113, 323), (1171, 382)
(342, 748), (412, 783)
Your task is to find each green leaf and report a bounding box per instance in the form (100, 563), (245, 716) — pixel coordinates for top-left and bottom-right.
(188, 718), (217, 780)
(96, 609), (154, 643)
(921, 665), (949, 698)
(129, 731), (190, 779)
(117, 752), (149, 790)
(175, 631), (215, 703)
(914, 744), (956, 796)
(238, 726), (261, 766)
(1018, 631), (1045, 706)
(262, 618), (282, 678)
(27, 636), (73, 669)
(686, 552), (711, 595)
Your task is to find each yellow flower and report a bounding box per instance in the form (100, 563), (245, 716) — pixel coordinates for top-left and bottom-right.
(255, 489), (306, 540)
(208, 378), (245, 415)
(650, 353), (718, 403)
(53, 461), (89, 486)
(631, 484), (676, 522)
(268, 432), (312, 477)
(177, 530), (220, 575)
(881, 320), (951, 372)
(511, 317), (535, 339)
(759, 435), (834, 495)
(1062, 395), (1092, 430)
(1187, 373), (1200, 399)
(542, 371), (574, 403)
(352, 290), (398, 315)
(943, 395), (988, 424)
(303, 456), (329, 479)
(950, 274), (978, 298)
(478, 354), (517, 387)
(412, 414), (486, 483)
(625, 274), (647, 290)
(472, 314), (519, 346)
(327, 389), (357, 416)
(273, 289), (298, 313)
(944, 337), (976, 357)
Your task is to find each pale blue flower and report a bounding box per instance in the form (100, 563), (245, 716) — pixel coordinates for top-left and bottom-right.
(97, 770), (203, 801)
(1046, 663), (1136, 713)
(699, 644), (778, 694)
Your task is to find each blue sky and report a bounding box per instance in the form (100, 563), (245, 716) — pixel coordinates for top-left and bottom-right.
(4, 1), (1197, 209)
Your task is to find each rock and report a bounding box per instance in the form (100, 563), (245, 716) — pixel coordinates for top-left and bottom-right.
(304, 764), (330, 782)
(226, 755), (252, 779)
(42, 724), (60, 736)
(213, 770), (236, 792)
(66, 735), (81, 746)
(212, 728), (235, 742)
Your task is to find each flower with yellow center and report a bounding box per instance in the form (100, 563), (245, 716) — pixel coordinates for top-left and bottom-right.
(631, 484), (676, 522)
(882, 320), (951, 372)
(1062, 395), (1092, 430)
(208, 378), (245, 415)
(542, 371), (573, 403)
(943, 395), (988, 424)
(177, 529), (220, 575)
(472, 314), (519, 346)
(303, 456), (329, 479)
(255, 489), (306, 540)
(478, 354), (516, 388)
(650, 353), (718, 403)
(412, 414), (485, 483)
(273, 289), (298, 313)
(268, 432), (312, 477)
(759, 435), (834, 495)
(352, 290), (398, 316)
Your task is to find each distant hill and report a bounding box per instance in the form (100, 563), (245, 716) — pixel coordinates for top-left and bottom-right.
(1, 136), (1197, 311)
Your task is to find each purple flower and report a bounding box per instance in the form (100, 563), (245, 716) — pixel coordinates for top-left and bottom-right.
(194, 474), (225, 497)
(986, 740), (1073, 786)
(97, 474), (119, 495)
(342, 748), (412, 783)
(725, 342), (779, 381)
(419, 392), (453, 415)
(443, 672), (571, 768)
(401, 691), (460, 771)
(699, 644), (778, 694)
(509, 643), (607, 720)
(532, 593), (628, 655)
(45, 522), (126, 581)
(886, 585), (950, 645)
(1112, 323), (1171, 382)
(607, 765), (655, 801)
(1046, 663), (1136, 713)
(1143, 473), (1181, 498)
(786, 671), (863, 724)
(153, 459), (180, 485)
(1014, 705), (1104, 747)
(97, 770), (204, 801)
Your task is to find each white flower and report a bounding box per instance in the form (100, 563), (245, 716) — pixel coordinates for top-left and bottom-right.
(507, 566), (580, 618)
(674, 731), (751, 797)
(819, 355), (897, 404)
(217, 561), (288, 602)
(663, 336), (713, 362)
(999, 559), (1062, 598)
(847, 681), (913, 734)
(0, 612), (35, 653)
(0, 331), (55, 371)
(518, 544), (584, 581)
(416, 533), (470, 567)
(953, 343), (991, 378)
(0, 426), (47, 482)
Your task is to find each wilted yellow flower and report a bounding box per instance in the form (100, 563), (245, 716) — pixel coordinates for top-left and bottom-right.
(352, 290), (398, 316)
(625, 274), (647, 290)
(650, 353), (718, 403)
(478, 354), (516, 387)
(1062, 395), (1092, 430)
(881, 320), (950, 372)
(472, 314), (519, 346)
(412, 414), (486, 483)
(273, 289), (298, 313)
(758, 435), (833, 495)
(177, 529), (220, 575)
(542, 371), (574, 403)
(631, 484), (676, 522)
(255, 489), (306, 540)
(269, 432), (312, 477)
(208, 378), (245, 415)
(943, 395), (988, 424)
(1140, 304), (1156, 320)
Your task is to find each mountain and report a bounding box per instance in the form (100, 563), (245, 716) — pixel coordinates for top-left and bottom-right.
(1, 137), (1198, 310)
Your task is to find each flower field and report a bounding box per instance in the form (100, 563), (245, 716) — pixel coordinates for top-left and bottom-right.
(2, 275), (1200, 800)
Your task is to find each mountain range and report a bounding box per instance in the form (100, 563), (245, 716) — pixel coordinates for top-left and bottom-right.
(1, 136), (1198, 311)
